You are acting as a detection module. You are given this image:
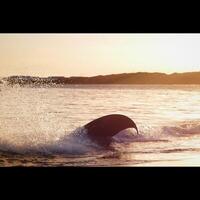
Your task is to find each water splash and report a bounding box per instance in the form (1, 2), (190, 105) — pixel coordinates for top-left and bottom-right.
(1, 83), (200, 163)
(162, 121), (200, 137)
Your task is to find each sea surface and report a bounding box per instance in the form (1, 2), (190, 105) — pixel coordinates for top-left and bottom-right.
(1, 82), (200, 166)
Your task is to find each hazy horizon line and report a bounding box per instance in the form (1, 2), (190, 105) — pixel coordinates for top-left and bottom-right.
(2, 70), (200, 78)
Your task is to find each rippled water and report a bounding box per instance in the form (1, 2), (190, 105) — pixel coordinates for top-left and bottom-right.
(1, 83), (200, 166)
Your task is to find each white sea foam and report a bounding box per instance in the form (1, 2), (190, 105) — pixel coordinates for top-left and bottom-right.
(0, 84), (200, 166)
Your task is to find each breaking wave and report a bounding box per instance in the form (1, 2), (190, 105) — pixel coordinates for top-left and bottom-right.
(0, 121), (200, 155)
(162, 122), (200, 137)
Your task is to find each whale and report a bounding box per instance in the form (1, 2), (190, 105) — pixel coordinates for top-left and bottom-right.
(84, 114), (138, 146)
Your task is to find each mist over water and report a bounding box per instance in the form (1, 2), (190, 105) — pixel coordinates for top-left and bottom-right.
(1, 82), (200, 166)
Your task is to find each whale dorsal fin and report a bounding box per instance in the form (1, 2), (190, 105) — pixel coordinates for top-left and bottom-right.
(84, 114), (138, 142)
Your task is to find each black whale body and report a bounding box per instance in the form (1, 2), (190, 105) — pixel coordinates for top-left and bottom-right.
(84, 114), (138, 146)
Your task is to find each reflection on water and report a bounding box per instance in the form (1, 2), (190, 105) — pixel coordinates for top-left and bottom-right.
(0, 84), (200, 166)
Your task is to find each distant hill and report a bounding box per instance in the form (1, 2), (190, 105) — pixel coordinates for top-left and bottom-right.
(3, 71), (200, 85)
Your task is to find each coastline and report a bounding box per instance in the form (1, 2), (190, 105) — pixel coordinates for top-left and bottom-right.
(2, 71), (200, 86)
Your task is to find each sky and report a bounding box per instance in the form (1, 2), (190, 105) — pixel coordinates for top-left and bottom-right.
(0, 33), (200, 77)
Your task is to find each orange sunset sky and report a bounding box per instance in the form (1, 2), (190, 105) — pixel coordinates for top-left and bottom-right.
(0, 33), (200, 77)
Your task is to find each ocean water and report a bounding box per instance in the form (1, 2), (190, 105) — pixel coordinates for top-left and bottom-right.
(1, 82), (200, 166)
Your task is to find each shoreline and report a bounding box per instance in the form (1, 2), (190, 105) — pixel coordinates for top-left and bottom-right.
(2, 71), (200, 85)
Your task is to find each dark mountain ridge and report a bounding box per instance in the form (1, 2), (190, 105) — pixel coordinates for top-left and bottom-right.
(2, 71), (200, 85)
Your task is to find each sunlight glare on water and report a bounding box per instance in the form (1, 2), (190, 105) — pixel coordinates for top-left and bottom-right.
(0, 84), (200, 166)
